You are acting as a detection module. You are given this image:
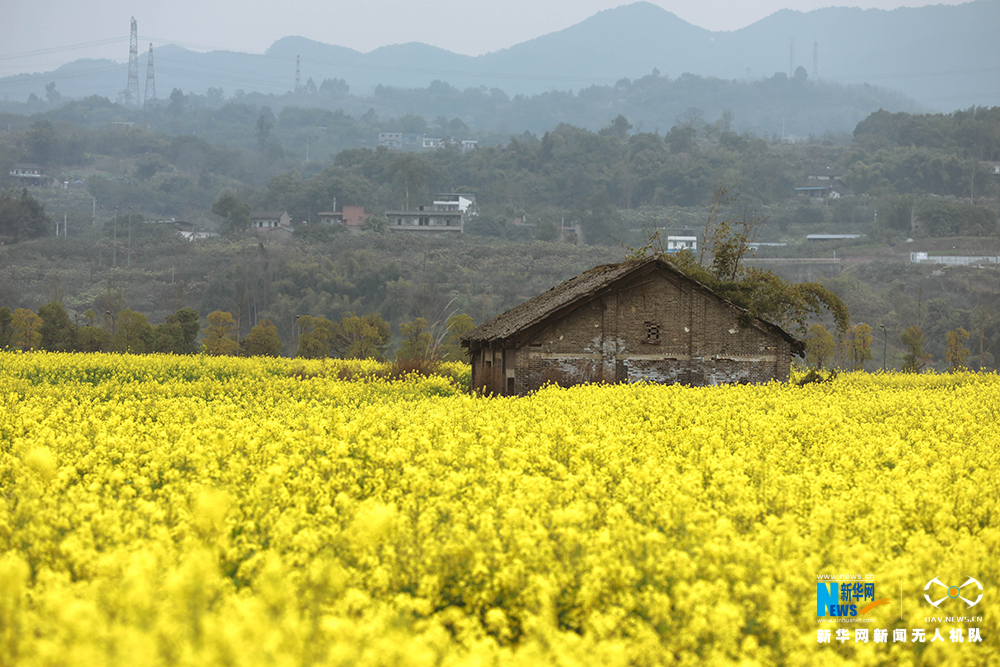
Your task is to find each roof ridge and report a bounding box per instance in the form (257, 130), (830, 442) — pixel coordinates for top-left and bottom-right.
(462, 255), (802, 353)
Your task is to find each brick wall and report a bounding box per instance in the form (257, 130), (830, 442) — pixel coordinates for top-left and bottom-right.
(480, 268), (795, 396)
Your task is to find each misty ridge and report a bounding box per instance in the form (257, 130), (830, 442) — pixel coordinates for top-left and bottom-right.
(0, 0), (997, 140)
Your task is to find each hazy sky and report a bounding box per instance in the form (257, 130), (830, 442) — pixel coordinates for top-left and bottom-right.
(0, 0), (971, 79)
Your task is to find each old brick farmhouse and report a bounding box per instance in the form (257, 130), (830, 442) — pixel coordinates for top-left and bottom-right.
(462, 256), (805, 395)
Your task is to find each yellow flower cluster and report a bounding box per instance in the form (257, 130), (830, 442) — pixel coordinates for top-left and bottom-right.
(1, 352), (996, 666)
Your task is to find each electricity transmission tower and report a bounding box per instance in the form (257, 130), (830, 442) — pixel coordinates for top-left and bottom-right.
(144, 43), (156, 108)
(126, 17), (140, 107)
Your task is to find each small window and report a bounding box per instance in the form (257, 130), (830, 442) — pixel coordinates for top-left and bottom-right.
(507, 377), (515, 393)
(644, 321), (661, 344)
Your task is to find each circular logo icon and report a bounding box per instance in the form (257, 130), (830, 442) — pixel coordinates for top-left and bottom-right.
(924, 577), (983, 608)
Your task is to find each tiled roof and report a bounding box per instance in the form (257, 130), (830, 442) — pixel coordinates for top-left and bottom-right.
(462, 256), (803, 352)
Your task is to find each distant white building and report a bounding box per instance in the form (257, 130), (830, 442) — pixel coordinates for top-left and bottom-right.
(385, 205), (464, 233)
(9, 163), (53, 186)
(377, 132), (403, 150)
(431, 193), (477, 214)
(795, 168), (852, 200)
(180, 231), (218, 241)
(806, 234), (864, 241)
(248, 211), (293, 238)
(377, 133), (478, 154)
(666, 235), (697, 252)
(910, 252), (1000, 266)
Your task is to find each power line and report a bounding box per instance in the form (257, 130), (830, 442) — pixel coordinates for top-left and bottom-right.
(0, 37), (128, 62)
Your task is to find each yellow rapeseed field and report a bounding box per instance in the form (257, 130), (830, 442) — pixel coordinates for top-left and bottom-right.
(0, 352), (996, 666)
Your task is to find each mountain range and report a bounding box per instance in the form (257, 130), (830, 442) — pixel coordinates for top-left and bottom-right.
(1, 1), (996, 112)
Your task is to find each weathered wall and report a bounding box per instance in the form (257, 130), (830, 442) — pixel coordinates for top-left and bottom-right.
(486, 269), (794, 395)
(470, 346), (507, 396)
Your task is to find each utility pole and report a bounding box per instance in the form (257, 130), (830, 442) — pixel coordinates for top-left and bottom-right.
(880, 324), (887, 371)
(127, 205), (132, 269)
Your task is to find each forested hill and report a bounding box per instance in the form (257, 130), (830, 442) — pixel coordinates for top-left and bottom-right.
(1, 1), (995, 114)
(2, 69), (914, 149)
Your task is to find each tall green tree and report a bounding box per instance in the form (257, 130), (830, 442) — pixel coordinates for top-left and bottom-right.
(211, 193), (251, 234)
(202, 311), (239, 356)
(152, 321), (186, 354)
(577, 188), (621, 245)
(0, 188), (50, 243)
(166, 307), (201, 354)
(0, 307), (12, 349)
(167, 88), (187, 116)
(333, 313), (390, 360)
(113, 310), (154, 354)
(256, 113), (272, 156)
(296, 315), (335, 358)
(77, 326), (112, 352)
(945, 327), (970, 371)
(901, 326), (931, 372)
(26, 119), (57, 164)
(243, 319), (283, 357)
(11, 308), (42, 351)
(389, 154), (427, 209)
(598, 114), (633, 141)
(848, 323), (873, 371)
(38, 302), (77, 352)
(805, 324), (836, 370)
(396, 318), (432, 362)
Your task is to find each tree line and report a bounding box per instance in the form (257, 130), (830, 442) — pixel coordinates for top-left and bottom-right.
(5, 68), (910, 154)
(0, 301), (473, 364)
(845, 107), (1000, 201)
(803, 321), (985, 374)
(4, 102), (997, 242)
